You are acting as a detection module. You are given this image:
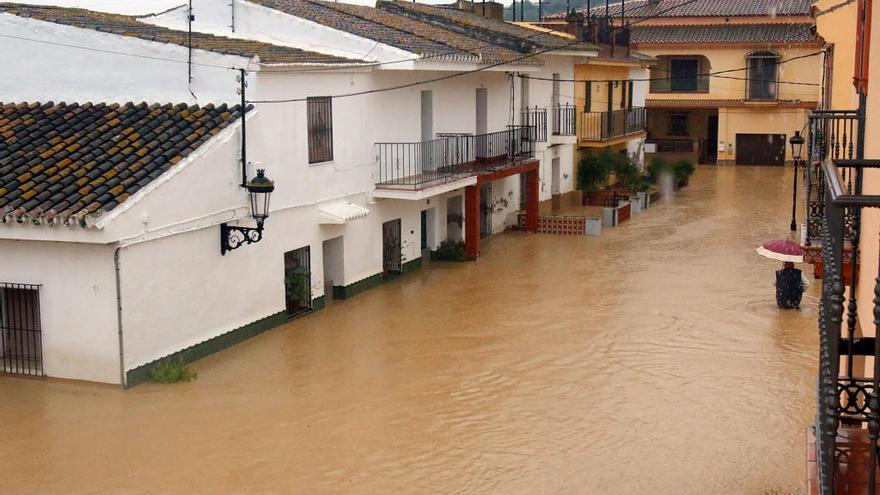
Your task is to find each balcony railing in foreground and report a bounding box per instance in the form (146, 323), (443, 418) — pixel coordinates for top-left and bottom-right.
(521, 107), (547, 142)
(813, 158), (880, 495)
(579, 107), (646, 142)
(375, 126), (535, 190)
(805, 110), (863, 247)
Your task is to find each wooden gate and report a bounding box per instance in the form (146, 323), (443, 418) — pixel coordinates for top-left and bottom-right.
(382, 219), (402, 278)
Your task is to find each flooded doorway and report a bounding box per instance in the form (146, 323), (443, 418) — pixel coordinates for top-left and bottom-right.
(446, 196), (462, 242)
(551, 157), (561, 211)
(322, 237), (344, 305)
(479, 183), (492, 238)
(284, 247), (312, 318)
(420, 208), (435, 258)
(382, 219), (402, 279)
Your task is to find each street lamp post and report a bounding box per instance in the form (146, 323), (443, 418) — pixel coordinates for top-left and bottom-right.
(789, 131), (805, 233)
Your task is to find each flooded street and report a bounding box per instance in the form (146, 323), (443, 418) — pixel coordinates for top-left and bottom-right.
(0, 166), (817, 494)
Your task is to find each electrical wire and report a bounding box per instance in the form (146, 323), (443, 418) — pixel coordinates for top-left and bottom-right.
(519, 51), (824, 85)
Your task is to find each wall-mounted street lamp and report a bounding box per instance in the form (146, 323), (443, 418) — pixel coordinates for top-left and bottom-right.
(789, 130), (805, 233)
(220, 68), (275, 255)
(221, 169), (274, 255)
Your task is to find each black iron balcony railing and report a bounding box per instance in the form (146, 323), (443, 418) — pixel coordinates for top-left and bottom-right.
(579, 107), (646, 142)
(552, 104), (576, 136)
(805, 110), (864, 247)
(649, 76), (710, 94)
(584, 15), (631, 48)
(375, 126), (535, 189)
(521, 107), (547, 142)
(813, 158), (880, 495)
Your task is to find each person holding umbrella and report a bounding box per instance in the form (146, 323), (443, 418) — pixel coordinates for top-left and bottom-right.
(757, 239), (809, 309)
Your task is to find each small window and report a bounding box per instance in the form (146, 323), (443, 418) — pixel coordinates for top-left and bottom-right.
(307, 96), (333, 163)
(747, 51), (779, 100)
(669, 113), (689, 136)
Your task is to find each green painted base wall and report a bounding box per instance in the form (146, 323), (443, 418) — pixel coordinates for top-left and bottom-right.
(127, 296), (328, 388)
(126, 259), (423, 387)
(333, 257), (422, 300)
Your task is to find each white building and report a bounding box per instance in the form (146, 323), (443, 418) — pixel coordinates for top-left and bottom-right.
(0, 1), (599, 385)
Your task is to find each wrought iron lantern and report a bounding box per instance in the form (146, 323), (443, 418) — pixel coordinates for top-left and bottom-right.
(789, 131), (805, 232)
(221, 169), (275, 255)
(789, 131), (805, 161)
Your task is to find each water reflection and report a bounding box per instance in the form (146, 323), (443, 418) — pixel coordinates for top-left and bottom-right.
(0, 166), (816, 494)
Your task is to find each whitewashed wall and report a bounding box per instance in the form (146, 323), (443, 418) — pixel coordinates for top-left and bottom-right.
(0, 239), (118, 383)
(0, 13), (244, 105)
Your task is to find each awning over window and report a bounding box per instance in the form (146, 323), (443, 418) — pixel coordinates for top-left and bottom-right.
(318, 201), (370, 224)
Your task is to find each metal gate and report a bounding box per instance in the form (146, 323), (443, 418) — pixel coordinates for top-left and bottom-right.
(0, 283), (44, 376)
(383, 219), (402, 278)
(284, 247), (312, 317)
(736, 133), (786, 166)
(480, 183), (492, 238)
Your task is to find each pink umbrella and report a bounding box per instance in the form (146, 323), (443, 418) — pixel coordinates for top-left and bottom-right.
(756, 239), (804, 263)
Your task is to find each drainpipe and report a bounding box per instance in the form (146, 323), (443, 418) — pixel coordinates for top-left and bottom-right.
(114, 246), (127, 388)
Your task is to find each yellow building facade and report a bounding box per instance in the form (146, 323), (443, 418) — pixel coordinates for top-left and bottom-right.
(573, 0), (824, 166)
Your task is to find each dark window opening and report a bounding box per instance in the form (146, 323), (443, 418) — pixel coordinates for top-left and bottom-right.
(747, 53), (779, 100)
(307, 96), (333, 163)
(670, 58), (700, 92)
(669, 113), (689, 137)
(1, 283), (43, 377)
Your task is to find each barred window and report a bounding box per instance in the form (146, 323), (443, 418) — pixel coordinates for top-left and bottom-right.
(307, 96), (333, 163)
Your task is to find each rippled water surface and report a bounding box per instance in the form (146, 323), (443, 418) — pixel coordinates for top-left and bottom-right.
(0, 166), (818, 494)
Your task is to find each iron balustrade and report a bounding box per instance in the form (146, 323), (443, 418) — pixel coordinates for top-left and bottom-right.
(584, 16), (631, 47)
(579, 107), (646, 141)
(649, 76), (710, 94)
(375, 127), (535, 190)
(805, 110), (864, 246)
(521, 107), (547, 142)
(552, 104), (576, 136)
(813, 158), (880, 495)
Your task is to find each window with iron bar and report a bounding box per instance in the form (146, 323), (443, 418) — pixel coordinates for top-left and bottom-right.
(307, 96), (333, 164)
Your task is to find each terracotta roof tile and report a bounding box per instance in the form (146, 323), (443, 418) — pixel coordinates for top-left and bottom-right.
(251, 0), (540, 63)
(549, 0), (813, 19)
(376, 0), (595, 53)
(631, 22), (819, 44)
(0, 101), (246, 226)
(0, 3), (361, 65)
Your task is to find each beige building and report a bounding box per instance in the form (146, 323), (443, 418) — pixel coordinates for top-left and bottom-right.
(576, 0), (824, 165)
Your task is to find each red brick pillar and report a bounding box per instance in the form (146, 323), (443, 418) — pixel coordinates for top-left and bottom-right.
(464, 184), (480, 259)
(525, 170), (539, 233)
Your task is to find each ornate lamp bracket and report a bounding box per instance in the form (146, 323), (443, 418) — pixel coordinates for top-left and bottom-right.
(220, 221), (264, 256)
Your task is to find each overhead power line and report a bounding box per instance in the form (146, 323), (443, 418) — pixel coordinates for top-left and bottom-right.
(519, 51), (825, 86)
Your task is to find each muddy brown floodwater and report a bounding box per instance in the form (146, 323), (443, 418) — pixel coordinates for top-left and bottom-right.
(0, 166), (818, 494)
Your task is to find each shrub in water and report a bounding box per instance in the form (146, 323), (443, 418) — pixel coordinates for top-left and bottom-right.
(673, 159), (696, 183)
(431, 240), (470, 261)
(149, 357), (196, 383)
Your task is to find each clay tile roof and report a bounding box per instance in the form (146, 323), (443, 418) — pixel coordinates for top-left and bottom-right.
(0, 3), (361, 65)
(376, 0), (596, 53)
(0, 101), (246, 226)
(631, 23), (819, 44)
(548, 0), (813, 19)
(249, 0), (542, 64)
